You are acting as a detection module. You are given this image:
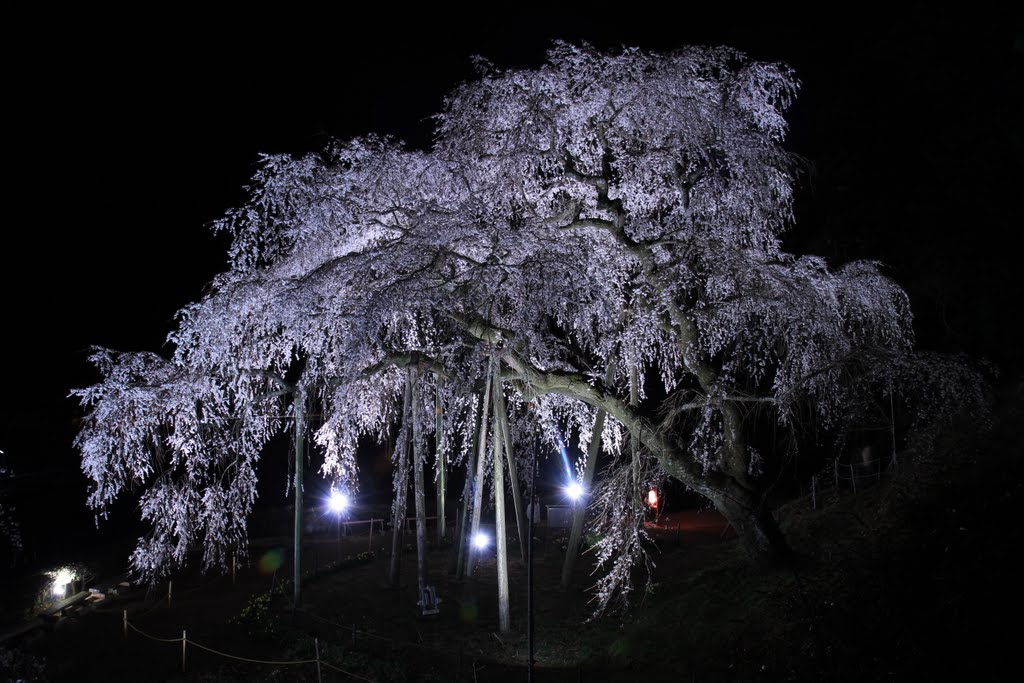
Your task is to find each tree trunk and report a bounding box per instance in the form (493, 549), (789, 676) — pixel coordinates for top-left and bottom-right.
(710, 483), (791, 566)
(466, 360), (493, 577)
(476, 323), (792, 566)
(412, 368), (428, 599)
(710, 404), (790, 564)
(292, 390), (305, 608)
(388, 372), (413, 587)
(493, 398), (511, 633)
(435, 376), (447, 545)
(492, 363), (528, 562)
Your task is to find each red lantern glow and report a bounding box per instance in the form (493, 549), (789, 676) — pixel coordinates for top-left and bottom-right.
(647, 488), (658, 509)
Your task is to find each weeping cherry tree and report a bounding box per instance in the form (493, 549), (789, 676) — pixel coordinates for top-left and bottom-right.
(74, 43), (986, 616)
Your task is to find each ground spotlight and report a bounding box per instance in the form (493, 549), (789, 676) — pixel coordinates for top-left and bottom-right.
(328, 490), (349, 513)
(565, 481), (584, 501)
(51, 568), (74, 597)
(472, 532), (489, 549)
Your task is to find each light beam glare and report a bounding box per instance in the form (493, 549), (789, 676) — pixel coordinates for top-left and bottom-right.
(552, 427), (573, 481)
(328, 490), (348, 513)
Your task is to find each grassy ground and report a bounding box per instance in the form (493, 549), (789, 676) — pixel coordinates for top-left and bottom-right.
(4, 384), (1021, 681)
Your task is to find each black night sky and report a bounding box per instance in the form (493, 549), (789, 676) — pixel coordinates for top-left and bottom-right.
(1, 11), (1021, 671)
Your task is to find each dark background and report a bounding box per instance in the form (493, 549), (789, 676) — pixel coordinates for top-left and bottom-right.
(1, 8), (1020, 566)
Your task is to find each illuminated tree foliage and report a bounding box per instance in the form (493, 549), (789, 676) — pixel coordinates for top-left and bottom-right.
(0, 451), (22, 555)
(74, 44), (984, 611)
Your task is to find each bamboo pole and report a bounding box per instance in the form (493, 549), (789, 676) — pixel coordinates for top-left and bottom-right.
(629, 357), (640, 496)
(527, 436), (538, 680)
(452, 395), (482, 578)
(436, 376), (447, 544)
(492, 364), (527, 562)
(493, 396), (510, 633)
(561, 360), (614, 588)
(293, 390), (305, 608)
(388, 373), (413, 587)
(412, 368), (429, 601)
(454, 392), (485, 578)
(466, 360), (493, 577)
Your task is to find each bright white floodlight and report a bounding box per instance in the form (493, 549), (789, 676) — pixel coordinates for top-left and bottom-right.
(328, 490), (349, 513)
(565, 481), (584, 501)
(472, 532), (489, 549)
(51, 568), (74, 597)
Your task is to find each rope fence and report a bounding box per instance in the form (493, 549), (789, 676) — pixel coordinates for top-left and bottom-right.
(292, 607), (498, 680)
(808, 454), (897, 508)
(296, 606), (438, 651)
(122, 610), (377, 682)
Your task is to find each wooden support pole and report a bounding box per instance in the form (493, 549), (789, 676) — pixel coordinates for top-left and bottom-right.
(389, 374), (413, 587)
(181, 629), (187, 672)
(492, 369), (527, 562)
(293, 389), (306, 608)
(436, 376), (447, 544)
(412, 368), (430, 600)
(561, 361), (614, 588)
(315, 637), (322, 683)
(466, 363), (493, 577)
(493, 390), (511, 633)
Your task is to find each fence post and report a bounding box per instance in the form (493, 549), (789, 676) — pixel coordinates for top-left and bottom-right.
(811, 475), (817, 510)
(834, 457), (839, 491)
(123, 610), (127, 639)
(181, 629), (187, 672)
(850, 464), (857, 494)
(352, 623), (357, 648)
(315, 637), (322, 683)
(167, 581), (172, 607)
(368, 519), (374, 553)
(232, 552), (236, 585)
(890, 389), (898, 471)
